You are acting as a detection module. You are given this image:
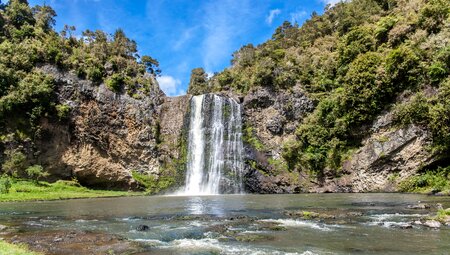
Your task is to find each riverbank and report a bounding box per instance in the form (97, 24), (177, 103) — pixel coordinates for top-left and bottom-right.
(0, 239), (42, 255)
(0, 180), (143, 202)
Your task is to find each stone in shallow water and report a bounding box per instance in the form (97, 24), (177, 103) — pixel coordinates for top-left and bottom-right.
(423, 220), (441, 228)
(136, 225), (150, 231)
(406, 203), (431, 209)
(235, 233), (274, 242)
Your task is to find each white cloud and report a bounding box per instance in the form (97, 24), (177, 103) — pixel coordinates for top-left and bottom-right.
(156, 75), (185, 97)
(320, 0), (342, 6)
(173, 27), (197, 50)
(265, 9), (281, 25)
(201, 0), (256, 71)
(206, 71), (214, 79)
(290, 10), (307, 24)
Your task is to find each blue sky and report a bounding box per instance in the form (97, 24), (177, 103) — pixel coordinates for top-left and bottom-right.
(27, 0), (337, 96)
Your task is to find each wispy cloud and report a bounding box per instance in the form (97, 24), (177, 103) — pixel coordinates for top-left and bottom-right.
(290, 10), (307, 24)
(320, 0), (341, 6)
(201, 0), (258, 71)
(173, 27), (197, 50)
(157, 75), (185, 97)
(266, 9), (281, 25)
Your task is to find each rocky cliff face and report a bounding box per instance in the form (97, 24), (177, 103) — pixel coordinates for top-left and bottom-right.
(29, 65), (439, 193)
(35, 65), (164, 189)
(241, 91), (437, 193)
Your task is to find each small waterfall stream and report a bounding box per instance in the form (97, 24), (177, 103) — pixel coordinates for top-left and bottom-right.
(183, 94), (244, 195)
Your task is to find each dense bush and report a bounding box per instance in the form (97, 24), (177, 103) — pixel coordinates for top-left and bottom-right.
(25, 164), (48, 183)
(0, 175), (11, 194)
(0, 0), (161, 173)
(208, 0), (450, 176)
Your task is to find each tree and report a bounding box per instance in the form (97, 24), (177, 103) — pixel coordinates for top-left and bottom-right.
(32, 5), (56, 32)
(141, 55), (161, 75)
(187, 68), (209, 95)
(25, 165), (48, 184)
(2, 150), (26, 176)
(4, 0), (35, 29)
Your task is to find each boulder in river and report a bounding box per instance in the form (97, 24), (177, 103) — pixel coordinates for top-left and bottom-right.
(136, 225), (150, 231)
(423, 220), (441, 229)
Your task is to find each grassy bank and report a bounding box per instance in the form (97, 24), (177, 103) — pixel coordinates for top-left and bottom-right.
(0, 240), (42, 255)
(0, 180), (142, 202)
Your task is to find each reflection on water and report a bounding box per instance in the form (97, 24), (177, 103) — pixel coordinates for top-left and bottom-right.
(0, 194), (449, 255)
(187, 196), (207, 215)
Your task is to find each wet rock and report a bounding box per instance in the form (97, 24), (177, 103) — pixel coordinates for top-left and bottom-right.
(244, 168), (302, 194)
(136, 225), (150, 231)
(407, 203), (431, 210)
(423, 220), (441, 228)
(398, 223), (413, 229)
(284, 210), (320, 219)
(412, 220), (423, 226)
(5, 230), (141, 255)
(235, 233), (274, 242)
(0, 224), (7, 231)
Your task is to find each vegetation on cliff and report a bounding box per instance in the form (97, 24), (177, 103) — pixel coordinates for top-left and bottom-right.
(0, 1), (161, 187)
(195, 0), (449, 184)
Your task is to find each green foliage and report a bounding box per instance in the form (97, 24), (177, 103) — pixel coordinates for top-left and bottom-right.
(187, 67), (209, 95)
(385, 45), (421, 88)
(0, 175), (11, 193)
(25, 164), (48, 183)
(0, 239), (42, 255)
(105, 73), (124, 93)
(399, 166), (450, 193)
(141, 55), (161, 75)
(0, 179), (140, 202)
(393, 93), (429, 126)
(418, 0), (450, 33)
(131, 170), (174, 194)
(55, 103), (71, 121)
(243, 126), (264, 151)
(338, 26), (376, 67)
(2, 150), (26, 176)
(208, 0), (449, 177)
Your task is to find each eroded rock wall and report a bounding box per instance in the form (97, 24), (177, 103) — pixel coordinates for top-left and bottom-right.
(36, 65), (164, 189)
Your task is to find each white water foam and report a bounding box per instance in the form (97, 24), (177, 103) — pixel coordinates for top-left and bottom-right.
(136, 237), (318, 255)
(260, 219), (332, 231)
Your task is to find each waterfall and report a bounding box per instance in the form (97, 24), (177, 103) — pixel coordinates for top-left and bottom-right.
(183, 94), (244, 195)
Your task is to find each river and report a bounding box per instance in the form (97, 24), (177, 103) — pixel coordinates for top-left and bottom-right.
(1, 193), (449, 254)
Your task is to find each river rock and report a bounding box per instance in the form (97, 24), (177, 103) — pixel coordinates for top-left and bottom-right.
(136, 225), (150, 231)
(0, 224), (7, 231)
(423, 220), (441, 229)
(407, 203), (431, 209)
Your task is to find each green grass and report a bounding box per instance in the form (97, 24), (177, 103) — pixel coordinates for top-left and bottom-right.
(0, 180), (142, 202)
(0, 240), (42, 255)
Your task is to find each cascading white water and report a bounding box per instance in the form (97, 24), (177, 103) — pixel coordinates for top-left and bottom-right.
(182, 94), (244, 195)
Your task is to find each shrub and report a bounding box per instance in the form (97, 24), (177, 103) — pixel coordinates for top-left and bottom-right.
(0, 175), (11, 194)
(131, 170), (174, 194)
(25, 165), (49, 183)
(55, 103), (71, 121)
(2, 150), (26, 176)
(399, 166), (450, 192)
(105, 73), (124, 93)
(393, 93), (430, 126)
